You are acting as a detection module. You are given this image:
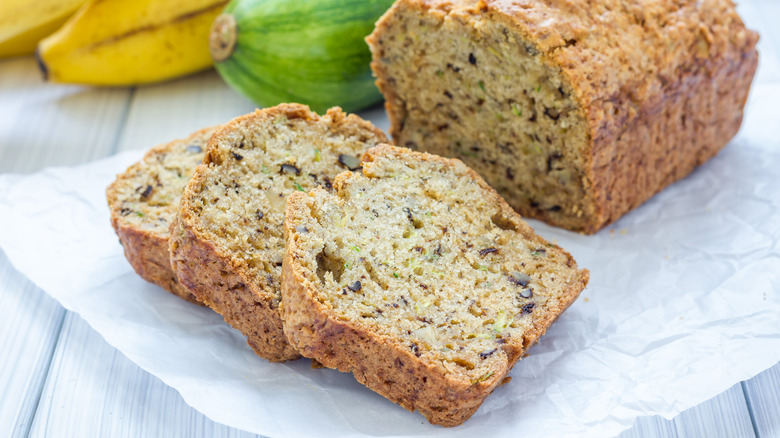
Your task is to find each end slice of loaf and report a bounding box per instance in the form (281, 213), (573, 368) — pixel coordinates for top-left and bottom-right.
(107, 128), (215, 305)
(281, 145), (589, 426)
(169, 104), (388, 362)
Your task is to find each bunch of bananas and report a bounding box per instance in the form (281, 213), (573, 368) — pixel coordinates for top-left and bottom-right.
(0, 0), (227, 85)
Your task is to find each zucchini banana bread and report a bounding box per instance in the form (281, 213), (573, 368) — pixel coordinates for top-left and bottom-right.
(367, 0), (759, 233)
(107, 128), (215, 305)
(169, 104), (388, 362)
(281, 145), (589, 425)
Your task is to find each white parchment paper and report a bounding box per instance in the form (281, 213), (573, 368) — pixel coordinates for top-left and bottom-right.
(2, 27), (780, 438)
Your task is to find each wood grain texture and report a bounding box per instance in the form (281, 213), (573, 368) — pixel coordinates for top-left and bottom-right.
(671, 384), (755, 438)
(0, 57), (132, 174)
(0, 252), (65, 438)
(0, 55), (129, 437)
(27, 312), (265, 438)
(618, 384), (756, 438)
(744, 366), (780, 438)
(114, 69), (256, 154)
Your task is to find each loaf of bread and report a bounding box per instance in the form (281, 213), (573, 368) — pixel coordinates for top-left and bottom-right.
(281, 145), (589, 426)
(169, 104), (388, 362)
(367, 0), (758, 233)
(107, 128), (216, 305)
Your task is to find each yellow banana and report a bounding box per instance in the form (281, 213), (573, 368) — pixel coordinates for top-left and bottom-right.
(37, 0), (228, 85)
(0, 0), (87, 58)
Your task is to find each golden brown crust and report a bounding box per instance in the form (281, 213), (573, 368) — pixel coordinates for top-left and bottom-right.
(281, 145), (588, 425)
(368, 0), (759, 233)
(170, 211), (299, 360)
(111, 219), (202, 304)
(585, 52), (758, 231)
(107, 128), (216, 305)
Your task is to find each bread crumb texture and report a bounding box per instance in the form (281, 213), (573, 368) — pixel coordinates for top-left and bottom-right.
(368, 0), (758, 233)
(282, 145), (588, 426)
(170, 104), (387, 361)
(107, 128), (214, 304)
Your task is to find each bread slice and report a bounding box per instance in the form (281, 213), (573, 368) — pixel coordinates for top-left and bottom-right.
(107, 128), (216, 305)
(281, 145), (589, 426)
(367, 0), (758, 233)
(169, 104), (388, 362)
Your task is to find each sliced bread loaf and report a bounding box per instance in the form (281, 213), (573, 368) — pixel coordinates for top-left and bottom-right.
(281, 145), (589, 425)
(169, 104), (388, 362)
(107, 128), (215, 305)
(367, 0), (758, 233)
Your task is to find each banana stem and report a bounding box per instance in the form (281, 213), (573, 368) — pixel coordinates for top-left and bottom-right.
(35, 47), (50, 81)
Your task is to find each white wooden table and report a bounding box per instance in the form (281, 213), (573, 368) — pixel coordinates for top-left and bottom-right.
(1, 2), (779, 435)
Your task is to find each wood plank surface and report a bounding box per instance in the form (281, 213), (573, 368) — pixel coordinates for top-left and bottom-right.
(671, 384), (755, 438)
(0, 57), (131, 173)
(0, 54), (131, 438)
(114, 69), (255, 155)
(0, 253), (65, 438)
(27, 312), (264, 438)
(744, 365), (780, 438)
(619, 384), (756, 438)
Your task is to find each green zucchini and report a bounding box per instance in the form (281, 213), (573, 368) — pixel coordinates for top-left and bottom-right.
(209, 0), (394, 113)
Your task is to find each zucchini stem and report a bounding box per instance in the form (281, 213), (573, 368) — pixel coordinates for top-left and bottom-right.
(209, 13), (237, 62)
